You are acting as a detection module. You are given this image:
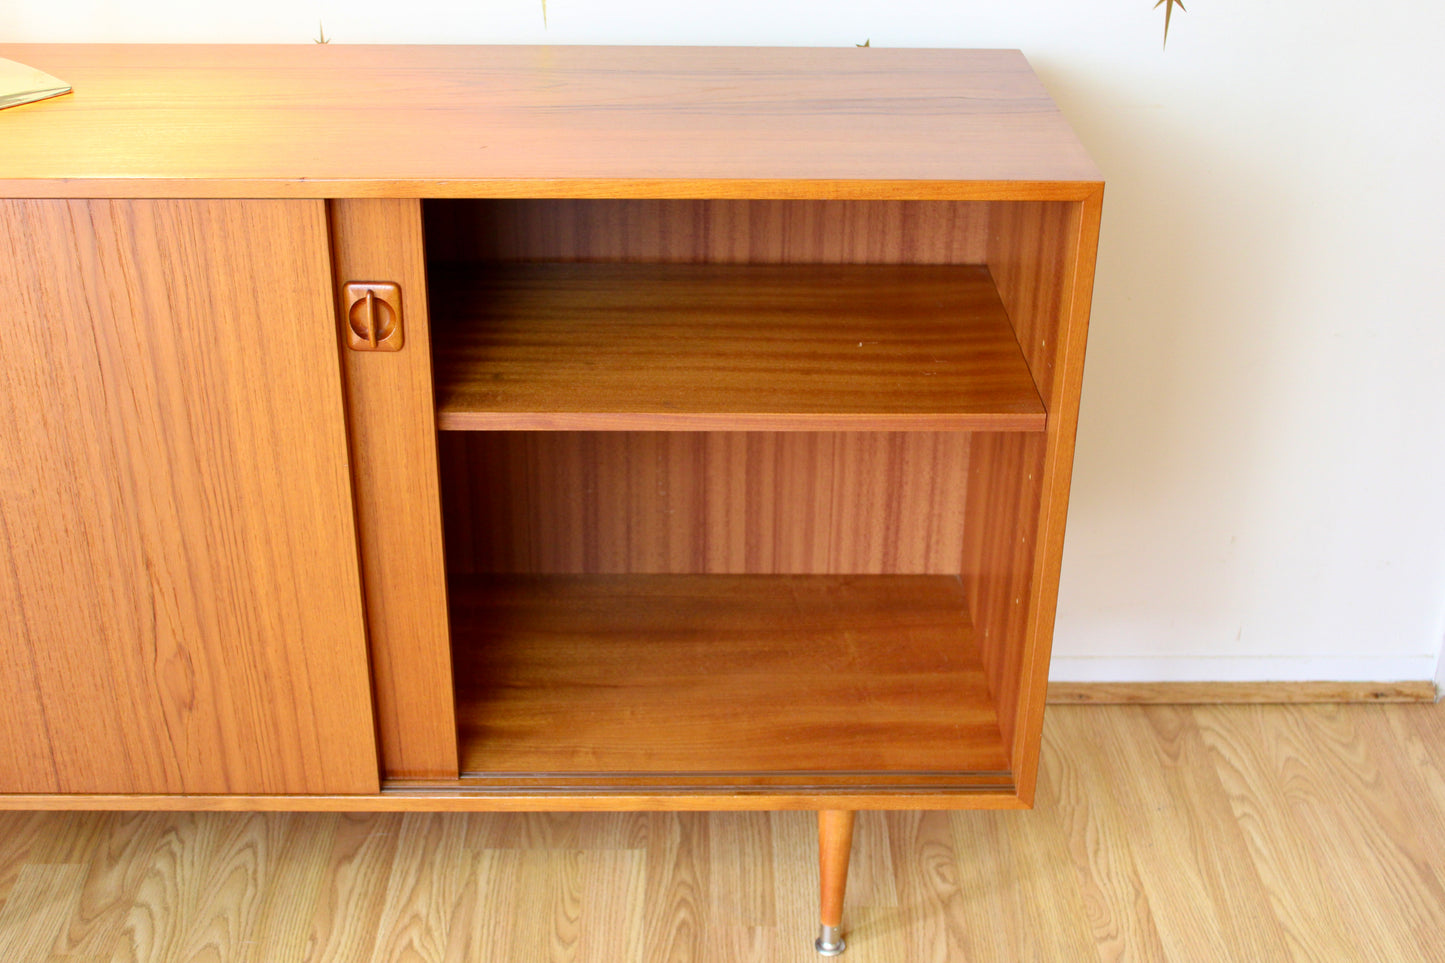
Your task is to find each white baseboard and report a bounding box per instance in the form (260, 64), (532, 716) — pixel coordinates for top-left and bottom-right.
(1048, 654), (1437, 684)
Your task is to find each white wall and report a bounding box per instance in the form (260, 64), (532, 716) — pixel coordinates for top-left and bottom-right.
(6, 1), (1444, 683)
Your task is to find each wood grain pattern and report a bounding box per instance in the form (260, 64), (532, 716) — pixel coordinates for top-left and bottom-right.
(0, 45), (1101, 198)
(7, 703), (1445, 961)
(973, 201), (1073, 767)
(40, 812), (166, 958)
(330, 199), (459, 780)
(961, 431), (1047, 758)
(986, 200), (1075, 404)
(0, 199), (377, 795)
(236, 814), (340, 963)
(884, 810), (971, 959)
(107, 813), (275, 963)
(366, 813), (472, 962)
(1039, 710), (1169, 962)
(0, 811), (52, 904)
(764, 812), (818, 961)
(951, 788), (1102, 963)
(1098, 707), (1294, 961)
(1208, 705), (1445, 958)
(0, 864), (86, 961)
(817, 811), (856, 930)
(831, 810), (898, 913)
(643, 813), (707, 963)
(431, 263), (1044, 431)
(303, 812), (401, 963)
(708, 813), (776, 929)
(479, 844), (640, 961)
(425, 199), (989, 265)
(1049, 680), (1439, 704)
(449, 574), (1009, 782)
(438, 431), (970, 575)
(985, 188), (1105, 803)
(1191, 706), (1396, 961)
(1388, 702), (1445, 809)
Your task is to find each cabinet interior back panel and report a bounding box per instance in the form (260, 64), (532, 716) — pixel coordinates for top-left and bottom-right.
(424, 199), (990, 264)
(438, 431), (970, 575)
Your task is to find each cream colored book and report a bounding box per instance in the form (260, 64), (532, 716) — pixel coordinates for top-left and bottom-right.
(0, 58), (71, 110)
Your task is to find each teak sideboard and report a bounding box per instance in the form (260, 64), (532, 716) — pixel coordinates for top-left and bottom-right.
(0, 44), (1102, 953)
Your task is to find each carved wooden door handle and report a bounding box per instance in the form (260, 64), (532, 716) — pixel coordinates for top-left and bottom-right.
(342, 281), (403, 351)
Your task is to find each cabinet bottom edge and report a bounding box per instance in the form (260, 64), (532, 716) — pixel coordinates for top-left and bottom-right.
(0, 786), (1024, 813)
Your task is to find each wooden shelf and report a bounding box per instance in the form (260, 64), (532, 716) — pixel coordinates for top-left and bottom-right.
(431, 263), (1044, 432)
(449, 574), (1011, 794)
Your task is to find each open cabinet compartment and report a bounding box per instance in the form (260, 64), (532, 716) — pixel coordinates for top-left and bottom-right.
(395, 198), (1076, 802)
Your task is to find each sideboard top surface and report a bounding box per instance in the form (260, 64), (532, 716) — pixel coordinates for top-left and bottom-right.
(0, 44), (1101, 199)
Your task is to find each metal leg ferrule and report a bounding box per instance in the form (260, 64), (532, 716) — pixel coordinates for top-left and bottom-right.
(815, 923), (846, 956)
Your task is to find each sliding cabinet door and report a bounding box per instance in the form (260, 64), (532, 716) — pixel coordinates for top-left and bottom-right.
(0, 199), (378, 795)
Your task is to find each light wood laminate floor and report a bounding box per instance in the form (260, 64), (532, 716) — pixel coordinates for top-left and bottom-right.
(2, 703), (1443, 962)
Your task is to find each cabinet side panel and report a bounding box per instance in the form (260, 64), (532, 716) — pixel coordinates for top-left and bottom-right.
(439, 432), (970, 575)
(985, 201), (1074, 402)
(331, 199), (459, 780)
(425, 199), (989, 264)
(960, 432), (1046, 754)
(0, 199), (378, 794)
(983, 193), (1104, 802)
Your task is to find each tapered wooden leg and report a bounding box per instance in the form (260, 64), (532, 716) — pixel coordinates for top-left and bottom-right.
(816, 809), (857, 955)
